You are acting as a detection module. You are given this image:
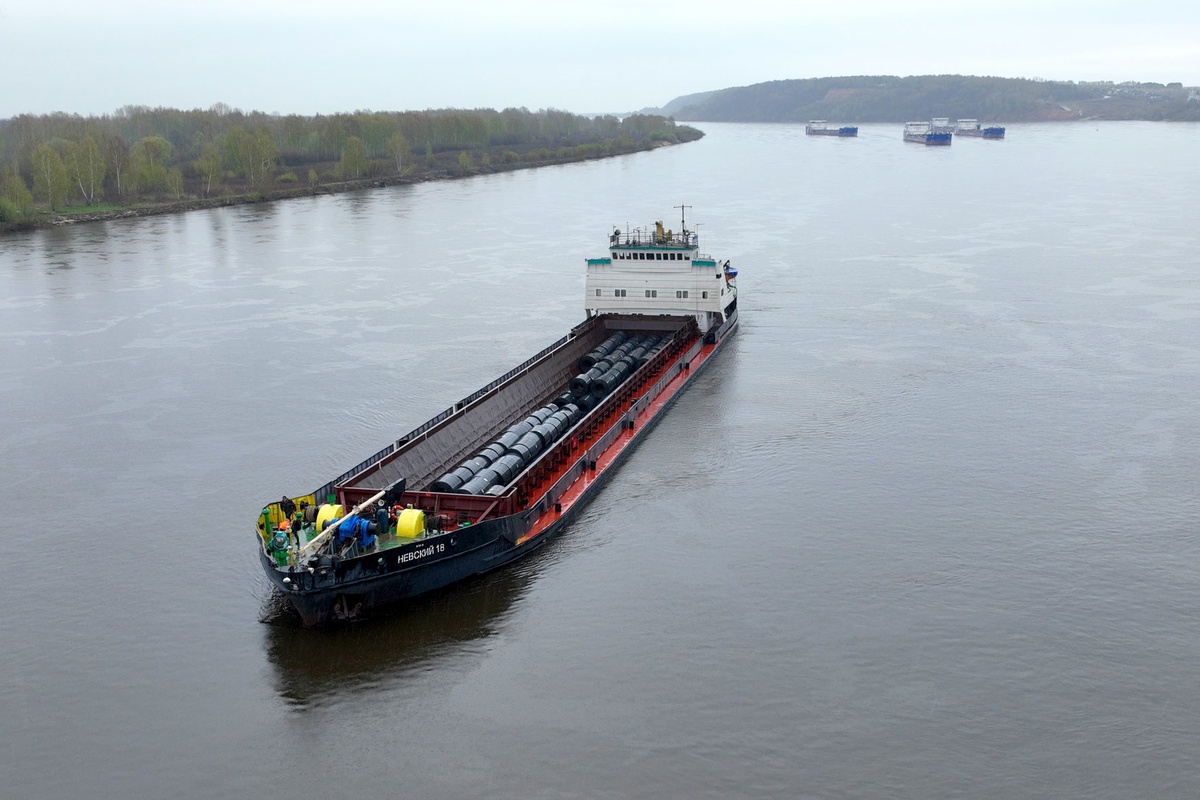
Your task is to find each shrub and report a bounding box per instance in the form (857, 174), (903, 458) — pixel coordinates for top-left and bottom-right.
(0, 197), (19, 223)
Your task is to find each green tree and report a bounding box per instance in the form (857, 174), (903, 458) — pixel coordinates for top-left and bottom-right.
(0, 197), (18, 224)
(130, 135), (173, 195)
(386, 131), (411, 174)
(2, 168), (35, 221)
(245, 129), (277, 195)
(102, 132), (129, 197)
(337, 136), (368, 179)
(167, 167), (184, 199)
(63, 135), (107, 204)
(224, 127), (277, 193)
(223, 126), (251, 178)
(31, 142), (70, 210)
(194, 142), (222, 197)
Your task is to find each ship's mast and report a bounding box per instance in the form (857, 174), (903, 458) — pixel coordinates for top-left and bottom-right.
(674, 204), (691, 236)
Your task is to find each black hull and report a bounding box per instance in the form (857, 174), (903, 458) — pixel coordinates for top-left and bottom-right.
(265, 309), (738, 626)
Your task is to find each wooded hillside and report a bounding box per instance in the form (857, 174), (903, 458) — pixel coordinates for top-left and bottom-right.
(657, 75), (1200, 123)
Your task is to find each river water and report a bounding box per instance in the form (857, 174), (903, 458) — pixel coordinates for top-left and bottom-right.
(2, 122), (1200, 798)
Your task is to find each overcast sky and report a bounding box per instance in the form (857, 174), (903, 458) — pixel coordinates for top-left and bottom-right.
(2, 0), (1197, 119)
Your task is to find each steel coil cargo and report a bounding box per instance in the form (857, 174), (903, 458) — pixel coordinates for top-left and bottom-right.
(526, 407), (553, 426)
(578, 331), (628, 371)
(476, 443), (506, 464)
(531, 419), (563, 447)
(430, 472), (466, 493)
(473, 466), (502, 487)
(487, 454), (521, 484)
(495, 428), (523, 451)
(462, 456), (491, 474)
(459, 474), (496, 495)
(493, 453), (523, 482)
(570, 366), (605, 396)
(590, 361), (631, 397)
(515, 430), (544, 456)
(548, 408), (575, 431)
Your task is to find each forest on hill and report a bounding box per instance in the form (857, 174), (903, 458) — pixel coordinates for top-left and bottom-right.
(0, 106), (700, 231)
(658, 75), (1200, 123)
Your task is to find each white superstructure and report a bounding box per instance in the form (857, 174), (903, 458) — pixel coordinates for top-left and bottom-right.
(585, 212), (738, 335)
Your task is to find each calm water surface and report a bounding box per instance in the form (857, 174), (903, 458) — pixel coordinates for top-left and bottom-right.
(2, 122), (1200, 798)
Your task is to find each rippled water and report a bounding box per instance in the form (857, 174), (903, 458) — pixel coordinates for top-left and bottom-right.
(3, 122), (1200, 798)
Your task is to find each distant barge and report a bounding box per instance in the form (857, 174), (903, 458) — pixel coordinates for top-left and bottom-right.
(954, 119), (1006, 139)
(903, 121), (952, 145)
(257, 212), (740, 625)
(806, 120), (858, 137)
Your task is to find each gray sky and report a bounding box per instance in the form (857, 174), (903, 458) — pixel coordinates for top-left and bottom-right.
(2, 0), (1197, 119)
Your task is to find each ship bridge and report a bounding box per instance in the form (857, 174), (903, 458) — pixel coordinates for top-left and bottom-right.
(586, 220), (736, 334)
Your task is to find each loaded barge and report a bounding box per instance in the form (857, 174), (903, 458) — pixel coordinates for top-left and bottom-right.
(257, 212), (740, 625)
(805, 120), (858, 137)
(903, 121), (952, 146)
(954, 119), (1006, 139)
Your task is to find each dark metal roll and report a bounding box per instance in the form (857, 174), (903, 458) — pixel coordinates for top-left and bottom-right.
(505, 431), (543, 462)
(571, 365), (607, 396)
(473, 466), (502, 486)
(548, 408), (575, 431)
(578, 331), (628, 371)
(459, 473), (496, 495)
(430, 472), (466, 493)
(536, 415), (567, 445)
(462, 456), (491, 474)
(516, 430), (544, 455)
(493, 453), (523, 483)
(495, 428), (522, 451)
(475, 443), (506, 464)
(505, 418), (534, 438)
(590, 360), (632, 397)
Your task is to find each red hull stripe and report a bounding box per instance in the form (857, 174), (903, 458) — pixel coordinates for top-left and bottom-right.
(516, 337), (720, 545)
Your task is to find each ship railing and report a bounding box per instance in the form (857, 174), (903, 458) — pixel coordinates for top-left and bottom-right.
(612, 230), (700, 249)
(523, 327), (704, 519)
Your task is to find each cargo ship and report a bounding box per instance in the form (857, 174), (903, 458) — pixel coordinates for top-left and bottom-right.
(256, 211), (740, 625)
(805, 120), (858, 137)
(903, 121), (952, 146)
(954, 119), (1006, 139)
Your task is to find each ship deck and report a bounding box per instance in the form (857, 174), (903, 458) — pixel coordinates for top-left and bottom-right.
(259, 311), (722, 564)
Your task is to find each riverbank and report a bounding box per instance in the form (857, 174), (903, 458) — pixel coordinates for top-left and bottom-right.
(1, 137), (691, 236)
